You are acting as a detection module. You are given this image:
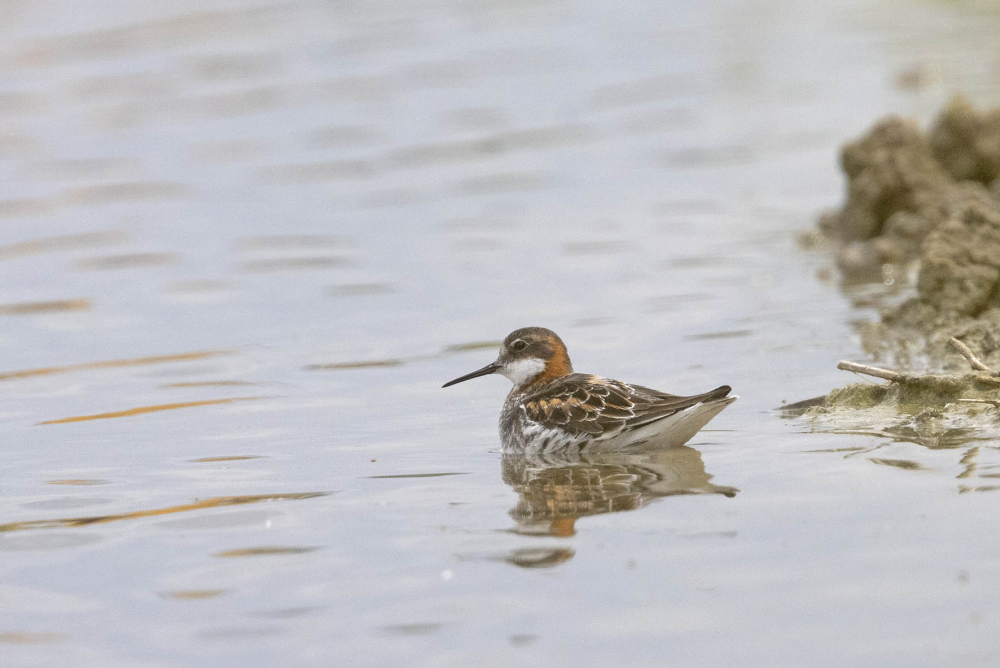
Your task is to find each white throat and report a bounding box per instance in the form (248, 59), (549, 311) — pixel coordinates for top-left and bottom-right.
(500, 357), (546, 387)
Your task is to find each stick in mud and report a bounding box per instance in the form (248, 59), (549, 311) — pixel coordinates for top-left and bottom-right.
(947, 337), (997, 375)
(836, 361), (901, 382)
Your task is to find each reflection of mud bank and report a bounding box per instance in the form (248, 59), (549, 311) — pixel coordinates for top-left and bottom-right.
(818, 98), (1000, 369)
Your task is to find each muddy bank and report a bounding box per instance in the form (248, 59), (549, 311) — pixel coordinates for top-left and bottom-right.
(788, 356), (1000, 444)
(818, 98), (1000, 369)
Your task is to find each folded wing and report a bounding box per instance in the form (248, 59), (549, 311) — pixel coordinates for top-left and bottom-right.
(520, 374), (731, 443)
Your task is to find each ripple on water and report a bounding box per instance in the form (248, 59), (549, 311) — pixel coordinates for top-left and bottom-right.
(236, 235), (348, 250)
(0, 197), (51, 217)
(191, 139), (269, 162)
(441, 340), (503, 353)
(0, 632), (66, 644)
(381, 623), (444, 636)
(184, 52), (283, 82)
(197, 626), (285, 641)
(250, 606), (325, 619)
(16, 7), (288, 66)
(21, 497), (113, 511)
(74, 253), (177, 270)
(0, 533), (102, 551)
(0, 231), (126, 258)
(455, 171), (552, 194)
(327, 283), (394, 297)
(255, 160), (372, 183)
(239, 257), (348, 272)
(27, 158), (138, 180)
(508, 634), (539, 647)
(62, 182), (187, 205)
(305, 360), (403, 371)
(0, 585), (99, 613)
(156, 510), (276, 531)
(306, 125), (381, 149)
(562, 240), (632, 256)
(684, 330), (753, 340)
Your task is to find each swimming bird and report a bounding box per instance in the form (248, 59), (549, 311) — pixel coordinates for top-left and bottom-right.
(443, 327), (736, 453)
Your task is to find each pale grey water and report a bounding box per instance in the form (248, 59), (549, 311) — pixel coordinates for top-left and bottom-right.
(2, 0), (1000, 665)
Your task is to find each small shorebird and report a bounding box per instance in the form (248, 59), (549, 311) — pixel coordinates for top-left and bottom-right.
(443, 327), (736, 453)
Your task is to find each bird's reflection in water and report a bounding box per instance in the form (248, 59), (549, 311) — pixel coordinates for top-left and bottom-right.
(502, 445), (738, 540)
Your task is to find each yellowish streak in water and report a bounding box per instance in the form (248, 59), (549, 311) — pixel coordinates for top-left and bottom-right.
(0, 492), (327, 532)
(161, 381), (256, 388)
(0, 299), (90, 315)
(0, 349), (232, 381)
(37, 396), (261, 425)
(215, 546), (317, 557)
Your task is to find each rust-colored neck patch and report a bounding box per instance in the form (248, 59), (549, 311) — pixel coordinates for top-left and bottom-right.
(523, 338), (573, 389)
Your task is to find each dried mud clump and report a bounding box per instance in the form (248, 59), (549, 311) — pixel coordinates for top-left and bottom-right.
(930, 97), (1000, 186)
(819, 98), (1000, 369)
(819, 115), (954, 272)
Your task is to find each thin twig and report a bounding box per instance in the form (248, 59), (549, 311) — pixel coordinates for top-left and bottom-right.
(948, 337), (995, 374)
(837, 360), (900, 382)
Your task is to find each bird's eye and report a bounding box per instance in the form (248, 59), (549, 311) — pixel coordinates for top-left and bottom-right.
(511, 340), (527, 352)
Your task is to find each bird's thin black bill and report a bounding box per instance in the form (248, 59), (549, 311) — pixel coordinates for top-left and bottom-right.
(442, 362), (500, 388)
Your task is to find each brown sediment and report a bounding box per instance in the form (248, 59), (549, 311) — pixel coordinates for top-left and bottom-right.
(37, 397), (262, 425)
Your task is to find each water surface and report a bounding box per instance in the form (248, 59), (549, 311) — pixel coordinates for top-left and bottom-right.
(2, 0), (1000, 665)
